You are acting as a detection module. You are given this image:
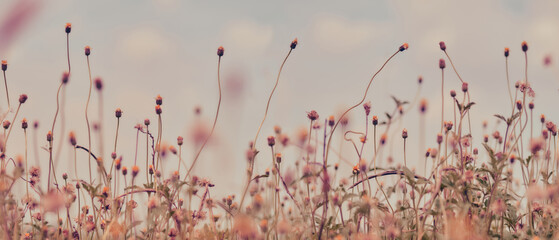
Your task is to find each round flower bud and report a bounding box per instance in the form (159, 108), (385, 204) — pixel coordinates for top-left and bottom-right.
(65, 23), (72, 34)
(62, 72), (70, 84)
(177, 136), (183, 146)
(132, 165), (139, 177)
(69, 131), (77, 146)
(94, 78), (103, 91)
(155, 105), (162, 115)
(84, 46), (91, 56)
(155, 95), (163, 106)
(21, 118), (28, 129)
(267, 136), (275, 147)
(1, 60), (7, 71)
(439, 59), (446, 69)
(115, 108), (122, 118)
(144, 119), (150, 126)
(402, 129), (408, 139)
(3, 120), (10, 129)
(504, 47), (510, 57)
(290, 38), (298, 49)
(439, 41), (446, 51)
(521, 41), (528, 52)
(399, 43), (409, 52)
(19, 94), (28, 104)
(47, 131), (53, 142)
(217, 46), (224, 57)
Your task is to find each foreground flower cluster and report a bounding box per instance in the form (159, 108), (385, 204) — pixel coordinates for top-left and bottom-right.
(0, 24), (556, 240)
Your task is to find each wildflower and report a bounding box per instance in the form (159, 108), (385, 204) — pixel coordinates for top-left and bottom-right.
(122, 166), (127, 176)
(419, 99), (427, 113)
(328, 115), (335, 126)
(402, 128), (408, 139)
(290, 38), (298, 49)
(62, 72), (69, 84)
(516, 100), (522, 111)
(147, 195), (160, 209)
(65, 23), (71, 33)
(177, 136), (183, 146)
(461, 82), (468, 92)
(47, 131), (53, 142)
(115, 108), (122, 118)
(450, 90), (456, 98)
(352, 165), (360, 175)
(530, 137), (545, 154)
(2, 120), (9, 129)
(144, 118), (150, 126)
(115, 157), (121, 170)
(267, 136), (275, 147)
(275, 153), (281, 163)
(21, 118), (28, 129)
(307, 110), (319, 121)
(437, 133), (443, 144)
(84, 46), (91, 56)
(95, 78), (103, 90)
(1, 60), (7, 71)
(363, 101), (371, 115)
(217, 46), (224, 57)
(18, 94), (28, 104)
(359, 158), (367, 173)
(529, 101), (534, 109)
(439, 41), (447, 51)
(380, 133), (387, 145)
(155, 105), (162, 115)
(439, 59), (446, 69)
(504, 47), (510, 57)
(521, 41), (528, 52)
(156, 95), (162, 105)
(132, 165), (139, 177)
(418, 75), (423, 84)
(399, 43), (409, 51)
(372, 115), (378, 125)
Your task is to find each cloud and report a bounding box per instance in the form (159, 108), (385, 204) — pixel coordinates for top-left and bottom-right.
(223, 19), (273, 56)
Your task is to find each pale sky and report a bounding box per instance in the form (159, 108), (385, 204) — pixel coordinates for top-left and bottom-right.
(2, 0), (559, 198)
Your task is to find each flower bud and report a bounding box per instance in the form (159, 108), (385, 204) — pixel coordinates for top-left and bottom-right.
(155, 105), (162, 115)
(3, 120), (10, 129)
(19, 94), (28, 104)
(439, 41), (446, 51)
(21, 118), (28, 129)
(177, 136), (183, 146)
(402, 128), (408, 139)
(521, 41), (528, 52)
(115, 108), (122, 118)
(47, 131), (53, 142)
(267, 136), (275, 147)
(372, 116), (378, 125)
(307, 110), (319, 121)
(95, 78), (103, 91)
(122, 166), (128, 176)
(65, 23), (72, 34)
(62, 72), (70, 84)
(69, 131), (77, 146)
(156, 95), (163, 106)
(290, 38), (298, 49)
(399, 43), (409, 52)
(84, 46), (91, 56)
(439, 59), (446, 69)
(144, 119), (150, 126)
(217, 46), (224, 57)
(504, 47), (510, 57)
(132, 165), (139, 177)
(1, 60), (7, 71)
(450, 90), (456, 98)
(461, 82), (468, 92)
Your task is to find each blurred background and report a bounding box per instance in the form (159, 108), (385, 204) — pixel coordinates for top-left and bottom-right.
(1, 0), (559, 198)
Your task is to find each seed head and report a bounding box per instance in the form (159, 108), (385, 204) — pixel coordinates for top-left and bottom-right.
(115, 108), (122, 118)
(155, 105), (162, 115)
(69, 131), (76, 146)
(399, 43), (409, 52)
(65, 23), (71, 34)
(439, 59), (446, 69)
(217, 46), (224, 57)
(307, 110), (319, 121)
(504, 47), (510, 57)
(1, 60), (7, 71)
(402, 129), (408, 139)
(521, 41), (528, 52)
(84, 46), (91, 56)
(62, 72), (70, 84)
(19, 94), (28, 104)
(21, 118), (28, 129)
(439, 41), (446, 51)
(290, 38), (298, 49)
